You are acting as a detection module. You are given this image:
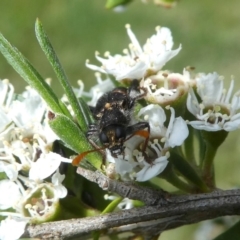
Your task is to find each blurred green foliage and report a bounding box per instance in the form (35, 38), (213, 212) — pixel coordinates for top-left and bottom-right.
(1, 0), (240, 239)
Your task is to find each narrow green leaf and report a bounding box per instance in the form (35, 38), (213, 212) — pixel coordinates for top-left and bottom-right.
(35, 19), (85, 129)
(78, 98), (94, 132)
(58, 99), (73, 120)
(0, 32), (62, 114)
(49, 114), (102, 170)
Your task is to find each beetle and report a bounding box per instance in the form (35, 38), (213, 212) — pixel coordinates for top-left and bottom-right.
(72, 79), (150, 166)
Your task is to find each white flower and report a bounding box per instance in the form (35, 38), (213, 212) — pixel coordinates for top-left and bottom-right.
(0, 172), (67, 239)
(51, 170), (68, 198)
(107, 104), (189, 181)
(0, 217), (28, 240)
(0, 111), (11, 133)
(138, 104), (189, 146)
(138, 104), (166, 137)
(135, 153), (168, 182)
(187, 72), (240, 131)
(0, 80), (69, 240)
(8, 86), (46, 129)
(0, 80), (61, 178)
(0, 160), (20, 181)
(29, 152), (71, 181)
(140, 69), (191, 104)
(86, 25), (181, 80)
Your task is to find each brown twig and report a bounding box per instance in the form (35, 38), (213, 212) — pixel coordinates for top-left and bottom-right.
(23, 168), (240, 239)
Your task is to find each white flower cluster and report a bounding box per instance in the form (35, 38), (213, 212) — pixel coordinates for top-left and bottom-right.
(187, 72), (240, 131)
(0, 80), (70, 240)
(84, 25), (240, 182)
(86, 24), (181, 81)
(1, 23), (240, 239)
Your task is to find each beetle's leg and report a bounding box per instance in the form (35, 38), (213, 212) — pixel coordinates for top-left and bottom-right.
(125, 122), (152, 164)
(126, 121), (150, 153)
(87, 124), (98, 138)
(87, 124), (106, 156)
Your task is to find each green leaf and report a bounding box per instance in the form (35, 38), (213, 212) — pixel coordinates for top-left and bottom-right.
(49, 114), (102, 170)
(213, 220), (240, 240)
(35, 19), (85, 129)
(58, 99), (73, 120)
(105, 0), (133, 9)
(0, 32), (62, 114)
(78, 98), (95, 132)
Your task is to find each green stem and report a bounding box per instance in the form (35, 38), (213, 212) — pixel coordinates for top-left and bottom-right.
(93, 197), (123, 240)
(196, 129), (206, 167)
(184, 126), (196, 164)
(169, 151), (209, 192)
(101, 197), (123, 214)
(160, 164), (194, 193)
(202, 143), (217, 188)
(201, 130), (228, 188)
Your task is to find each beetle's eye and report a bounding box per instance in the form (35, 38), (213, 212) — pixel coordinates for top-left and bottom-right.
(99, 131), (109, 144)
(115, 126), (126, 140)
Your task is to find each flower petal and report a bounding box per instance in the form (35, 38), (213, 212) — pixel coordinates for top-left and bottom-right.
(0, 180), (21, 209)
(196, 72), (223, 104)
(138, 104), (166, 136)
(167, 117), (189, 147)
(224, 113), (240, 131)
(0, 217), (28, 240)
(29, 152), (68, 181)
(136, 156), (168, 182)
(0, 162), (19, 181)
(188, 121), (222, 131)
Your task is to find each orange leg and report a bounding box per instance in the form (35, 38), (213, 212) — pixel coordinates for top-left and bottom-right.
(125, 129), (150, 151)
(125, 124), (152, 164)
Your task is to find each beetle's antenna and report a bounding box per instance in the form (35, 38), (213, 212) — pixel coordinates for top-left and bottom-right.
(72, 146), (106, 166)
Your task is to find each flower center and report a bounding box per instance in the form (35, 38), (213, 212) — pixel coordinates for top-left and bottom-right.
(201, 105), (230, 125)
(24, 187), (54, 218)
(133, 138), (165, 164)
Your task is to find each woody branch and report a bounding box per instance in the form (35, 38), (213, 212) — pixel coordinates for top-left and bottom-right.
(23, 168), (240, 239)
